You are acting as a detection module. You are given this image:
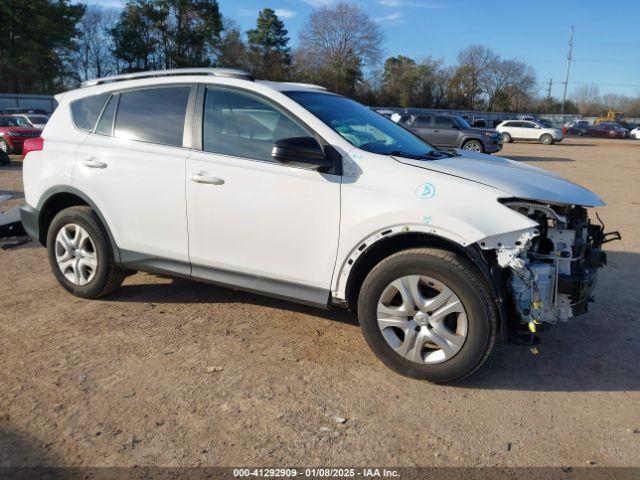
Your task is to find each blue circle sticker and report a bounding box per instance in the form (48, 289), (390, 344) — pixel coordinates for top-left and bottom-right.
(415, 182), (436, 199)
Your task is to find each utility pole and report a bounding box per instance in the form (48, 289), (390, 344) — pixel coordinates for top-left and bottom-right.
(561, 26), (574, 114)
(546, 78), (553, 100)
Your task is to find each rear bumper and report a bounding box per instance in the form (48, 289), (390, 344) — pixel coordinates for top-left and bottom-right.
(19, 203), (40, 242)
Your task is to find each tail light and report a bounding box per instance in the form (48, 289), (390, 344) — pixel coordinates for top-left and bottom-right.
(22, 136), (43, 159)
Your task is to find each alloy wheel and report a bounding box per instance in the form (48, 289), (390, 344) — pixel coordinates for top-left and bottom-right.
(463, 142), (482, 152)
(54, 223), (98, 285)
(377, 275), (468, 364)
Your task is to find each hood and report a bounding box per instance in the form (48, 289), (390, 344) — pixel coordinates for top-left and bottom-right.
(394, 150), (605, 207)
(0, 126), (40, 133)
(466, 127), (499, 136)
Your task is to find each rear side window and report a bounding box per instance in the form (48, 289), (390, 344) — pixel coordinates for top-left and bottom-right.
(415, 115), (432, 127)
(70, 93), (108, 131)
(114, 87), (190, 147)
(202, 87), (310, 162)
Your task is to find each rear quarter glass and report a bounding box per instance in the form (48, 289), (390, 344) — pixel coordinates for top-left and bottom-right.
(70, 93), (109, 131)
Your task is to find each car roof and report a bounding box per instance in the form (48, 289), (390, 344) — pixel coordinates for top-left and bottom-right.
(59, 69), (332, 104)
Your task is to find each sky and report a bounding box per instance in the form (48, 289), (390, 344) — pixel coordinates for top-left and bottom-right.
(86, 0), (640, 99)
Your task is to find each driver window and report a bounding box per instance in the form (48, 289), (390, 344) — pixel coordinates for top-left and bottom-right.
(203, 87), (310, 162)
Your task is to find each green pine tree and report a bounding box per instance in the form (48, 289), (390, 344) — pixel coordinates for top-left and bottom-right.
(246, 9), (291, 81)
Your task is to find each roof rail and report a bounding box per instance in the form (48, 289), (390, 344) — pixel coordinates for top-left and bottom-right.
(281, 82), (327, 91)
(81, 68), (253, 88)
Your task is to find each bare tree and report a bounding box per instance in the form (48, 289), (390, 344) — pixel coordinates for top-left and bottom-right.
(295, 2), (383, 95)
(456, 44), (497, 109)
(74, 5), (118, 82)
(484, 59), (536, 111)
(572, 84), (602, 115)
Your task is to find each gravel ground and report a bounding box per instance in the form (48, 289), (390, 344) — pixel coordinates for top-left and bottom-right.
(0, 137), (639, 468)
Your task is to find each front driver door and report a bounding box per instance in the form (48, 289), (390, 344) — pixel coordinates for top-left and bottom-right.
(185, 86), (341, 306)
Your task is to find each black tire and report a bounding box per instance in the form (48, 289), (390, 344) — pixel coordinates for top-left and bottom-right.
(0, 149), (9, 166)
(540, 133), (554, 145)
(358, 248), (497, 383)
(47, 206), (126, 298)
(462, 139), (484, 153)
(501, 132), (512, 143)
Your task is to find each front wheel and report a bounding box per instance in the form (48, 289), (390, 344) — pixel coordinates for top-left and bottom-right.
(540, 133), (554, 145)
(47, 206), (126, 298)
(0, 139), (9, 154)
(357, 248), (497, 383)
(462, 140), (483, 152)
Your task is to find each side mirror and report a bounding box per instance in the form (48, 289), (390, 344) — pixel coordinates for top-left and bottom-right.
(272, 136), (333, 171)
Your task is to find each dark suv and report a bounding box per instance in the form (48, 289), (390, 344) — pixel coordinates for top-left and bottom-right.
(400, 114), (502, 153)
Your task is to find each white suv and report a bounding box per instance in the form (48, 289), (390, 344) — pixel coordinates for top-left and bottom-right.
(20, 69), (615, 383)
(497, 120), (564, 144)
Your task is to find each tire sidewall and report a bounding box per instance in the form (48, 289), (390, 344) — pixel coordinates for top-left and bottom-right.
(46, 207), (112, 298)
(358, 251), (492, 383)
(541, 134), (553, 144)
(502, 132), (511, 143)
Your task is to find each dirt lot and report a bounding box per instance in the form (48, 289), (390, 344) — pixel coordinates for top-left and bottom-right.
(1, 138), (639, 468)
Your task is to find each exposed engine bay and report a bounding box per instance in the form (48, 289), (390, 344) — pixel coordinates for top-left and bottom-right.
(494, 200), (620, 330)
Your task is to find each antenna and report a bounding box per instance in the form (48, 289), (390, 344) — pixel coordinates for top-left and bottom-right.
(561, 26), (574, 114)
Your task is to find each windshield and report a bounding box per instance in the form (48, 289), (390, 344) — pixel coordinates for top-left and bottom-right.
(27, 115), (48, 124)
(453, 116), (471, 129)
(13, 116), (31, 126)
(285, 91), (438, 157)
(0, 117), (20, 126)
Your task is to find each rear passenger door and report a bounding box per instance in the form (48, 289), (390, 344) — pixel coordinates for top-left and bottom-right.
(412, 115), (436, 143)
(74, 85), (194, 271)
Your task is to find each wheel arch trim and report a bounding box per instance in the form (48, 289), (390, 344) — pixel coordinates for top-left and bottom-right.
(35, 186), (122, 263)
(333, 224), (476, 301)
(332, 225), (510, 340)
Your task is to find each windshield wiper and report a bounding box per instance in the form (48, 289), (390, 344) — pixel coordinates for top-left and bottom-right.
(389, 150), (456, 160)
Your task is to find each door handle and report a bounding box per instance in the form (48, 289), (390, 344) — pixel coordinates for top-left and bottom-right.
(82, 157), (107, 169)
(190, 172), (225, 185)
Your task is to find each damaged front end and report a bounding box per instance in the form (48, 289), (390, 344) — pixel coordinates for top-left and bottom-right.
(481, 200), (620, 337)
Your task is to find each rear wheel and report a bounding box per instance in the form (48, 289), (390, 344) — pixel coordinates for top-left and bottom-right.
(501, 132), (512, 143)
(47, 206), (126, 298)
(462, 140), (483, 152)
(357, 248), (497, 383)
(540, 133), (554, 145)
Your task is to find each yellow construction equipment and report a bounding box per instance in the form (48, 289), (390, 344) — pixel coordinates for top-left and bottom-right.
(594, 109), (624, 125)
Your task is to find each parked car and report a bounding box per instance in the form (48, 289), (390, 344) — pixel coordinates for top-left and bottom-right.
(586, 122), (629, 139)
(20, 68), (614, 383)
(564, 120), (591, 136)
(0, 116), (41, 154)
(398, 114), (502, 153)
(630, 126), (640, 139)
(496, 120), (564, 144)
(10, 113), (49, 130)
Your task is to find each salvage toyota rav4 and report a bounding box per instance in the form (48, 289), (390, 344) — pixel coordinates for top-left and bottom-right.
(20, 68), (620, 383)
